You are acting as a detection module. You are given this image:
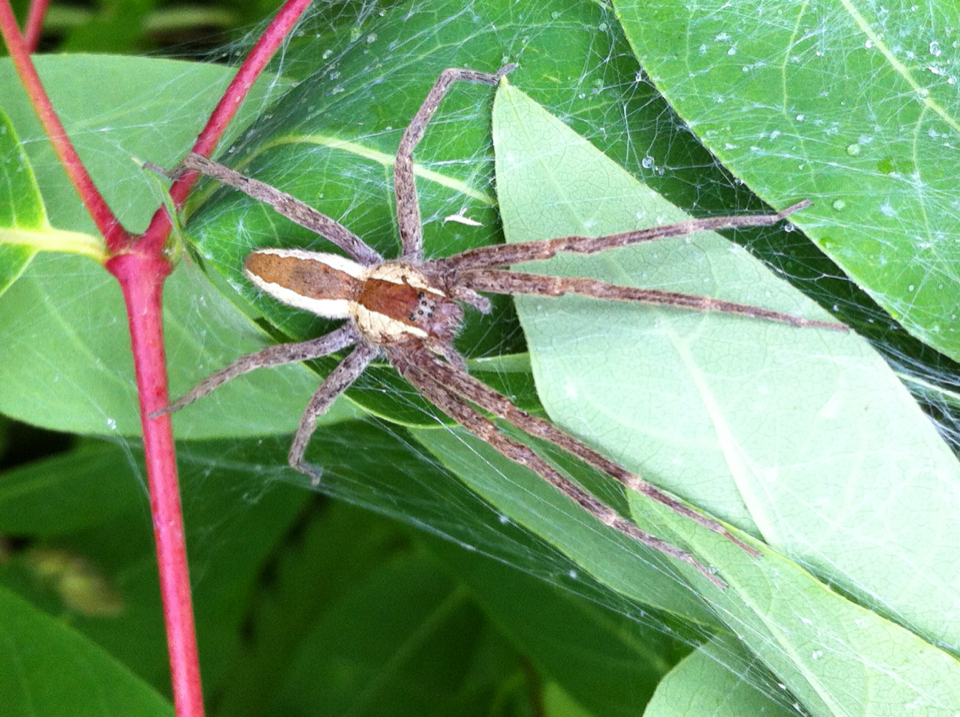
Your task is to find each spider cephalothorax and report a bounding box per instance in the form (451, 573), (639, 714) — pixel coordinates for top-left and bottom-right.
(154, 65), (845, 589)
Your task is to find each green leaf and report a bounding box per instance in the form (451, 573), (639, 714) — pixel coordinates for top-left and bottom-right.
(493, 81), (960, 714)
(0, 105), (105, 297)
(613, 0), (960, 360)
(215, 501), (409, 717)
(645, 635), (795, 717)
(0, 437), (308, 695)
(651, 510), (960, 717)
(423, 530), (687, 717)
(0, 55), (360, 438)
(0, 441), (144, 536)
(264, 555), (500, 717)
(0, 586), (172, 717)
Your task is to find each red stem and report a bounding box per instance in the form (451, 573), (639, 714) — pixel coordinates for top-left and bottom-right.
(2, 0), (315, 713)
(0, 0), (130, 252)
(23, 0), (49, 52)
(140, 0), (314, 254)
(106, 253), (204, 717)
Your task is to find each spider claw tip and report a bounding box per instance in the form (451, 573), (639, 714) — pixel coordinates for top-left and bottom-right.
(695, 564), (727, 590)
(496, 63), (518, 81)
(780, 199), (813, 217)
(142, 161), (174, 179)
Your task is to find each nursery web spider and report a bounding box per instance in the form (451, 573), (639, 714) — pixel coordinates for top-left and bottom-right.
(153, 65), (845, 588)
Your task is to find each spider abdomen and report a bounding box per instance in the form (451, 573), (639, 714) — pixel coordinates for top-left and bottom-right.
(244, 248), (363, 319)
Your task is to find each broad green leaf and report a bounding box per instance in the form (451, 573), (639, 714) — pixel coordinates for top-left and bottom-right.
(0, 586), (172, 717)
(494, 83), (960, 714)
(0, 437), (308, 695)
(0, 55), (361, 438)
(614, 0), (960, 360)
(423, 529), (688, 717)
(645, 508), (960, 717)
(264, 555), (500, 717)
(645, 635), (795, 717)
(0, 108), (41, 297)
(0, 106), (104, 297)
(0, 441), (144, 535)
(542, 685), (596, 717)
(215, 501), (408, 717)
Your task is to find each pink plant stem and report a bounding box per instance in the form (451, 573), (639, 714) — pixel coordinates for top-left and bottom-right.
(1, 3), (206, 712)
(107, 253), (205, 717)
(140, 0), (314, 254)
(23, 0), (49, 52)
(0, 0), (130, 252)
(2, 0), (315, 713)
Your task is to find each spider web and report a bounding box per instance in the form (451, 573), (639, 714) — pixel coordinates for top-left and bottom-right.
(2, 0), (960, 715)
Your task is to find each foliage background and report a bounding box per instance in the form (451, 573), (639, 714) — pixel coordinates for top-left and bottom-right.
(2, 0), (960, 716)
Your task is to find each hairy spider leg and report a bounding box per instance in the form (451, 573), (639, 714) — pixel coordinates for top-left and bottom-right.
(177, 153), (383, 266)
(401, 347), (759, 558)
(391, 347), (727, 589)
(395, 64), (516, 260)
(150, 324), (360, 418)
(461, 270), (847, 330)
(289, 343), (381, 482)
(436, 200), (814, 272)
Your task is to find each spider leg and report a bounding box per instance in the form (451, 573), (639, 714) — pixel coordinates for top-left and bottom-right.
(398, 349), (759, 560)
(395, 64), (516, 261)
(436, 200), (812, 272)
(175, 153), (382, 266)
(393, 356), (726, 589)
(289, 343), (381, 484)
(151, 324), (361, 418)
(460, 269), (847, 330)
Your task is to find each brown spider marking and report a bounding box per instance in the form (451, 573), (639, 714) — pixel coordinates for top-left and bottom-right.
(244, 248), (463, 344)
(152, 64), (847, 591)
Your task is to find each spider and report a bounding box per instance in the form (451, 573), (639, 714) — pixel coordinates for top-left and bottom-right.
(153, 65), (845, 589)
